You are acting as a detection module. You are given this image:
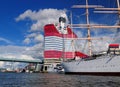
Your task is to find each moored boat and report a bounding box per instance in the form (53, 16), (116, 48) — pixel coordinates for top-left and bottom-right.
(62, 0), (120, 76)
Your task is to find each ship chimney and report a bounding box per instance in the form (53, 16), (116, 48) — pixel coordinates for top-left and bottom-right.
(58, 14), (67, 34)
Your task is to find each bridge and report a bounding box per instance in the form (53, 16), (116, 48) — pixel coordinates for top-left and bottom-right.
(0, 57), (43, 72)
(0, 57), (42, 63)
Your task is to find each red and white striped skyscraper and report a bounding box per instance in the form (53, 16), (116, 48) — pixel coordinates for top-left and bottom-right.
(44, 16), (77, 60)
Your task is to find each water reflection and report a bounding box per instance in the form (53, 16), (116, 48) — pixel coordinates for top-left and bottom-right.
(0, 72), (120, 87)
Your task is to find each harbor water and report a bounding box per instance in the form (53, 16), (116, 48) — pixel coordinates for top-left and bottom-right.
(0, 72), (120, 87)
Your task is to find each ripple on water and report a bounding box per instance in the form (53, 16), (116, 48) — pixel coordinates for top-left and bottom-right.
(0, 72), (120, 87)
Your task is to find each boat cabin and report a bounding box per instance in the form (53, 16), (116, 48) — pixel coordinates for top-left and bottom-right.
(107, 44), (120, 55)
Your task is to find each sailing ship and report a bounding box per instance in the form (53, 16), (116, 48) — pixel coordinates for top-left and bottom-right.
(61, 0), (120, 76)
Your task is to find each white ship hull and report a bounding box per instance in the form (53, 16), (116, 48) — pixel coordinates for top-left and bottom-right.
(62, 55), (120, 76)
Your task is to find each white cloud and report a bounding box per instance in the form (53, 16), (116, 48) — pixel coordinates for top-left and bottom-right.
(74, 29), (83, 38)
(24, 33), (44, 44)
(0, 45), (26, 54)
(0, 45), (43, 68)
(0, 37), (13, 44)
(23, 37), (31, 44)
(27, 33), (37, 38)
(16, 8), (68, 46)
(0, 45), (29, 68)
(16, 8), (68, 32)
(34, 34), (43, 43)
(16, 10), (36, 21)
(23, 43), (44, 59)
(0, 62), (4, 67)
(0, 45), (42, 60)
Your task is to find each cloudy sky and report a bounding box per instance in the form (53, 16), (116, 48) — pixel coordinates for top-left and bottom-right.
(0, 0), (119, 67)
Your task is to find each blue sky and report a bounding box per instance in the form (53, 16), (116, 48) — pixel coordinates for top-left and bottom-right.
(0, 0), (117, 46)
(0, 0), (79, 46)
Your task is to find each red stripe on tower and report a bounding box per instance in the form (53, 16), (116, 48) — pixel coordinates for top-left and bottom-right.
(44, 24), (62, 37)
(44, 24), (62, 59)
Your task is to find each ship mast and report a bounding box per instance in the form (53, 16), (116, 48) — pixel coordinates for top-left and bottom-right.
(117, 0), (120, 25)
(86, 0), (92, 56)
(70, 0), (120, 56)
(72, 0), (103, 56)
(94, 0), (120, 37)
(117, 0), (120, 10)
